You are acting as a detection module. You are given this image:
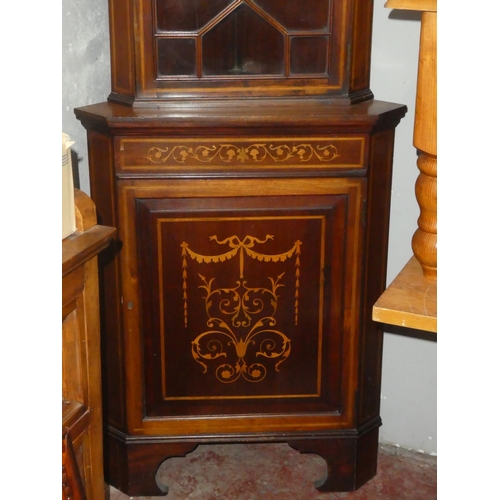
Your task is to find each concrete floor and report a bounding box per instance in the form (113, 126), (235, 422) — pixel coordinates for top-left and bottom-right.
(107, 442), (437, 499)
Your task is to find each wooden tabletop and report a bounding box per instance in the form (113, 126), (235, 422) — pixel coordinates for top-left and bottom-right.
(372, 256), (437, 333)
(385, 0), (436, 11)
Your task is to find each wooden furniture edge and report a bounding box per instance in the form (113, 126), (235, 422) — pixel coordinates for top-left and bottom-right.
(63, 189), (116, 276)
(372, 256), (437, 333)
(384, 0), (436, 12)
(63, 225), (116, 277)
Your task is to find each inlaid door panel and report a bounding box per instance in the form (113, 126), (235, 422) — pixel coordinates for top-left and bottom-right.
(124, 180), (365, 425)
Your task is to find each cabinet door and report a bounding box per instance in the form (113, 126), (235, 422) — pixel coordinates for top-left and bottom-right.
(109, 0), (375, 102)
(118, 177), (365, 435)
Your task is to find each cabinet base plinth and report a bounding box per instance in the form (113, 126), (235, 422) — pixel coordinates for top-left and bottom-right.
(104, 423), (380, 496)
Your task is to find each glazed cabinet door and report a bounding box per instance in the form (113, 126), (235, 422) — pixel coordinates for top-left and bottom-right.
(117, 177), (365, 436)
(108, 0), (374, 103)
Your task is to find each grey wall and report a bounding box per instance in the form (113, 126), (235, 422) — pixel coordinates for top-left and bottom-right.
(61, 0), (437, 455)
(62, 0), (110, 194)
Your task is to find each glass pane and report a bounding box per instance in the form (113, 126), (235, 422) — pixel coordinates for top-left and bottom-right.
(157, 38), (197, 76)
(290, 36), (328, 75)
(253, 0), (330, 30)
(156, 0), (234, 32)
(202, 4), (285, 76)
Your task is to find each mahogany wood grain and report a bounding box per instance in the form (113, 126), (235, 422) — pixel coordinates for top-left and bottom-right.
(76, 99), (405, 495)
(289, 423), (379, 492)
(76, 3), (404, 493)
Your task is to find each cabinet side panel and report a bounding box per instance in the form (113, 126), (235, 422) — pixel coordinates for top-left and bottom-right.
(108, 0), (135, 102)
(350, 0), (373, 93)
(358, 128), (396, 424)
(87, 130), (127, 430)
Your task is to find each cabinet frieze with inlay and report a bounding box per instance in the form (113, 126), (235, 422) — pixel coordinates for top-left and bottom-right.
(115, 136), (366, 174)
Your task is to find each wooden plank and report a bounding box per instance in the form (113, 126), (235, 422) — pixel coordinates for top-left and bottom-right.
(372, 256), (437, 333)
(385, 0), (436, 12)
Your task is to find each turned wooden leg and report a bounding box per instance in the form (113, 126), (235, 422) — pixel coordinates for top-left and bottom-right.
(412, 10), (437, 280)
(412, 152), (437, 279)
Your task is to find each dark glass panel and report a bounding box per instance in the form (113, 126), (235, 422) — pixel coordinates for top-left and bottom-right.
(253, 0), (330, 30)
(202, 4), (285, 76)
(290, 36), (328, 75)
(157, 38), (197, 76)
(156, 0), (234, 32)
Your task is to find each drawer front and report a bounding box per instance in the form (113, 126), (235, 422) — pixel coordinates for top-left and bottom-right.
(115, 136), (366, 175)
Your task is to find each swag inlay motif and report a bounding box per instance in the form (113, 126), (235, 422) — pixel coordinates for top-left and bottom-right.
(181, 234), (301, 383)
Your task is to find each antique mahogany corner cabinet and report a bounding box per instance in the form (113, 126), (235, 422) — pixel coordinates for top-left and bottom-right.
(75, 0), (406, 495)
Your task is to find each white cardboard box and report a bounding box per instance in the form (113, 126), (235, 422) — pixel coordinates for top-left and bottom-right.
(62, 133), (76, 239)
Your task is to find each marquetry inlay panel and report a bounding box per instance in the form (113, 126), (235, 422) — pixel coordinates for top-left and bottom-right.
(116, 137), (366, 173)
(132, 188), (361, 419)
(182, 233), (301, 384)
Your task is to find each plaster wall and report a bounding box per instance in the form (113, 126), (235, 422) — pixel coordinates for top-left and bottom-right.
(62, 0), (110, 194)
(61, 0), (437, 455)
